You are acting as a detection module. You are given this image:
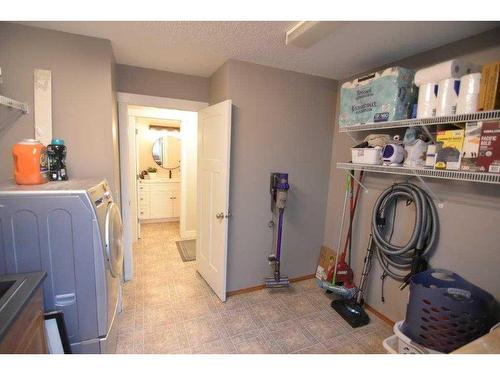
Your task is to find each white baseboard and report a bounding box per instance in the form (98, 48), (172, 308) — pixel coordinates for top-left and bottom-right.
(140, 218), (179, 224)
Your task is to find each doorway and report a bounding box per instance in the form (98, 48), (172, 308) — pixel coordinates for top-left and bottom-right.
(130, 107), (198, 242)
(117, 93), (232, 302)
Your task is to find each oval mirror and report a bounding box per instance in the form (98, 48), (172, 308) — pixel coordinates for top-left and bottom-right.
(151, 134), (181, 169)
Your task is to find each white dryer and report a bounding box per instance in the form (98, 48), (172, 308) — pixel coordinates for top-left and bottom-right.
(0, 179), (123, 353)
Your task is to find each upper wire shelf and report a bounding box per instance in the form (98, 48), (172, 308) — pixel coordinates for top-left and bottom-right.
(337, 162), (500, 185)
(338, 110), (500, 133)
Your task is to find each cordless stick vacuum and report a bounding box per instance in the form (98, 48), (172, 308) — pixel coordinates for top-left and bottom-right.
(266, 173), (290, 288)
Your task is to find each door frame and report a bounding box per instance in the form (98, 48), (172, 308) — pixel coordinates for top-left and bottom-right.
(117, 92), (208, 281)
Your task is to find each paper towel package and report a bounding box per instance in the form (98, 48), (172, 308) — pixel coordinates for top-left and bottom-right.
(457, 73), (482, 115)
(417, 82), (438, 118)
(414, 59), (478, 87)
(436, 78), (461, 117)
(339, 66), (416, 127)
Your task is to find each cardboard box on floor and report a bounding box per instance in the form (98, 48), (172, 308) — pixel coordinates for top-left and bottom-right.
(316, 246), (337, 281)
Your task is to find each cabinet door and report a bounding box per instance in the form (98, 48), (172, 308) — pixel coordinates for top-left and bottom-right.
(138, 190), (150, 219)
(0, 288), (48, 354)
(150, 191), (172, 219)
(171, 191), (180, 218)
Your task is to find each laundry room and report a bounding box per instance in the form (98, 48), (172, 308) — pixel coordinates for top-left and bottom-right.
(0, 2), (499, 371)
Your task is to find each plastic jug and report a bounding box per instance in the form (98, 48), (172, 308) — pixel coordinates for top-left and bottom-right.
(12, 139), (49, 185)
(47, 138), (68, 181)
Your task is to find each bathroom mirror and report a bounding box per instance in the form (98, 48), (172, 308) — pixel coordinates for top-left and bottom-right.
(151, 134), (181, 169)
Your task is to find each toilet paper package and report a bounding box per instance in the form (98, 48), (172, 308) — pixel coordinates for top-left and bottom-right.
(339, 66), (416, 127)
(436, 78), (461, 117)
(417, 82), (438, 118)
(457, 73), (482, 115)
(415, 59), (478, 87)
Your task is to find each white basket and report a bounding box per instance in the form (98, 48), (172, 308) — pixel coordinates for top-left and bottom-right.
(382, 335), (399, 354)
(383, 321), (442, 354)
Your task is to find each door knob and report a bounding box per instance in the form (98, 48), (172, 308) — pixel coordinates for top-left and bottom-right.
(215, 212), (224, 219)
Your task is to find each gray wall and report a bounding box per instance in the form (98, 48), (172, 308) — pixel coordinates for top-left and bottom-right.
(210, 60), (337, 292)
(116, 64), (209, 103)
(0, 23), (120, 199)
(323, 28), (500, 322)
(209, 63), (229, 105)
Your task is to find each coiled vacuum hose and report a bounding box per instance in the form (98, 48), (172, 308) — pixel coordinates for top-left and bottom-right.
(371, 182), (439, 284)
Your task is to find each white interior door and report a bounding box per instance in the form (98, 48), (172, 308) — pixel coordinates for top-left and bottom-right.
(196, 100), (232, 302)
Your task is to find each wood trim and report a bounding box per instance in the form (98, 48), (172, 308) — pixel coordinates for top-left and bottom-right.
(117, 92), (208, 111)
(365, 303), (395, 326)
(227, 274), (316, 297)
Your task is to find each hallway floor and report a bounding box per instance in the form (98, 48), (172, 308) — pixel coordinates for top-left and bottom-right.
(116, 222), (392, 354)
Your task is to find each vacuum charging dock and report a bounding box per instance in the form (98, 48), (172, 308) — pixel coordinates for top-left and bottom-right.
(266, 173), (290, 288)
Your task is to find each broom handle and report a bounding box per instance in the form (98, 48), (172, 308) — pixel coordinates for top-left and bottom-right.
(341, 171), (364, 262)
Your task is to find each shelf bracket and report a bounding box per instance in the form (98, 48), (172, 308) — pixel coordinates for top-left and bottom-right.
(347, 170), (369, 193)
(410, 170), (444, 208)
(419, 124), (435, 144)
(344, 131), (359, 145)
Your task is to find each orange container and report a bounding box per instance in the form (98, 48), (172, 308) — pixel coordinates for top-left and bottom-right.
(12, 139), (49, 185)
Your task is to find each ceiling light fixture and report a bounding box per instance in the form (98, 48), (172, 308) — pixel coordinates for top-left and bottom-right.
(285, 21), (344, 48)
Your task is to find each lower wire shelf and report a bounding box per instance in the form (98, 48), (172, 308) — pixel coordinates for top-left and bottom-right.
(337, 162), (500, 185)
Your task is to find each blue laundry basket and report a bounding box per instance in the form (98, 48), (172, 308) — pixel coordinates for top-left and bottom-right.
(401, 269), (497, 353)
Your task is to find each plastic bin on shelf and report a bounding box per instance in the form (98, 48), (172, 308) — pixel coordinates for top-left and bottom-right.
(351, 148), (382, 165)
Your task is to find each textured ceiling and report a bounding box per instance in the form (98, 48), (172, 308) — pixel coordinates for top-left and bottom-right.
(19, 21), (499, 79)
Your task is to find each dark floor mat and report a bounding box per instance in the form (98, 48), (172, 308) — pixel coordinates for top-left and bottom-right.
(176, 239), (196, 262)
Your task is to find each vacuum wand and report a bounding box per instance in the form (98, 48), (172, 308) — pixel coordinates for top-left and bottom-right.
(274, 208), (284, 281)
(266, 173), (290, 288)
(356, 234), (374, 305)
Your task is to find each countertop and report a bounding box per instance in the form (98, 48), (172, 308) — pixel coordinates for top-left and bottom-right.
(453, 328), (500, 354)
(0, 272), (46, 340)
(138, 178), (180, 183)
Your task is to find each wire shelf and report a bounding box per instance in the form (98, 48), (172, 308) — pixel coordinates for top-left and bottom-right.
(337, 162), (500, 185)
(0, 95), (29, 114)
(339, 110), (500, 133)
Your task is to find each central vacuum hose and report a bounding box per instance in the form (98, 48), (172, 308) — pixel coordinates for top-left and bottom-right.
(371, 182), (439, 287)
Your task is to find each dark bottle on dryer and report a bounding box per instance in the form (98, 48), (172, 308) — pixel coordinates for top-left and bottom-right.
(47, 138), (68, 181)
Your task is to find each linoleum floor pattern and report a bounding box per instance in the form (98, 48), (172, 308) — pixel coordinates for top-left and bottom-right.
(116, 222), (392, 354)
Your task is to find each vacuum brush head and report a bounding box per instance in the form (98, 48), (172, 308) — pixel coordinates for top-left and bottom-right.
(265, 276), (290, 288)
(331, 299), (370, 328)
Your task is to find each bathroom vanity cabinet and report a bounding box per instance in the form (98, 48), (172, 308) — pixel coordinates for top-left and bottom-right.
(0, 272), (48, 354)
(138, 179), (180, 220)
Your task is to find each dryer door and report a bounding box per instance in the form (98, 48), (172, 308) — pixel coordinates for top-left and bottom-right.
(105, 202), (124, 278)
